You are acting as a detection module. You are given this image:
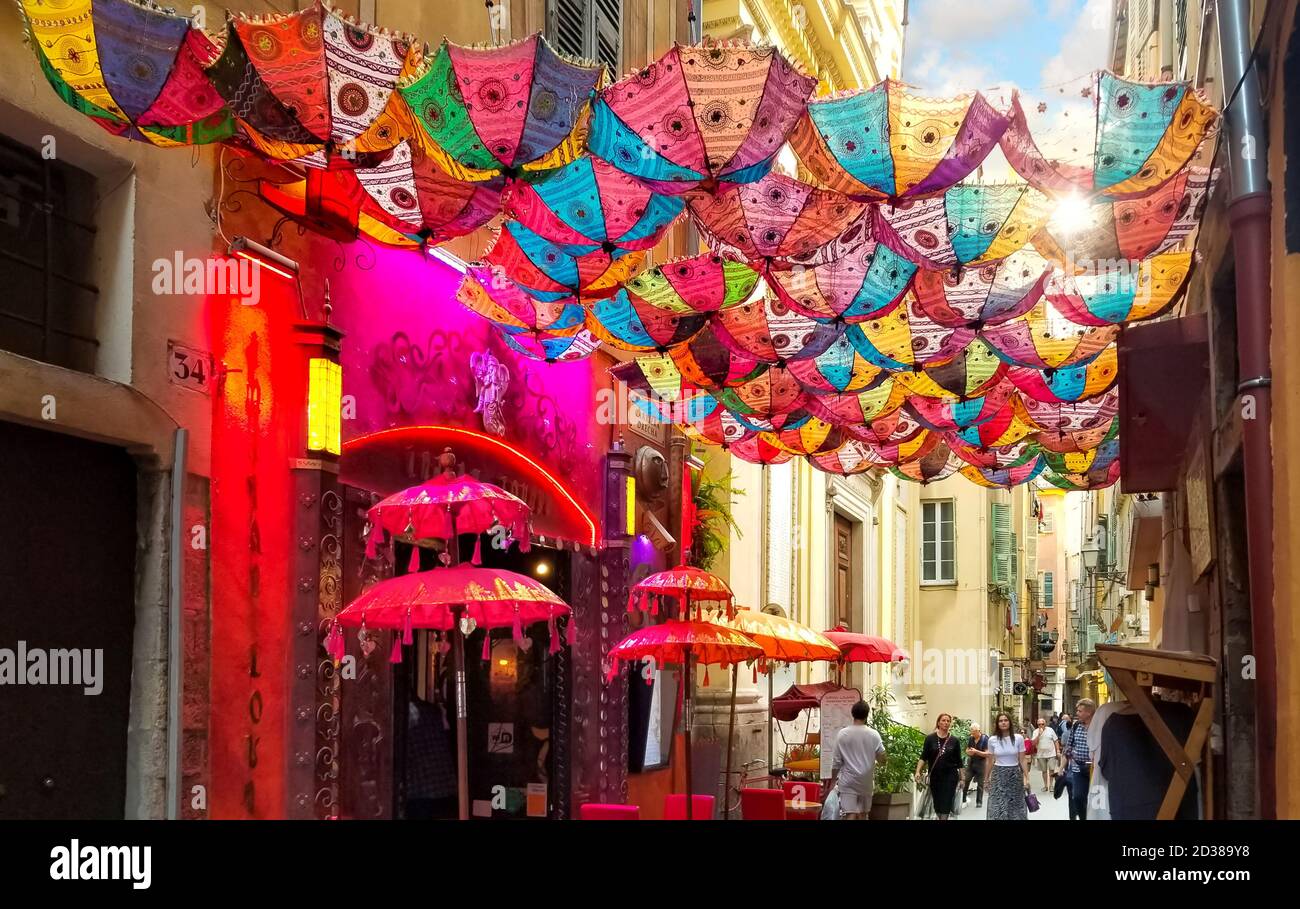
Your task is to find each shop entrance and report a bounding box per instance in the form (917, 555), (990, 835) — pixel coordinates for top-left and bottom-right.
(0, 419), (137, 819)
(391, 536), (571, 820)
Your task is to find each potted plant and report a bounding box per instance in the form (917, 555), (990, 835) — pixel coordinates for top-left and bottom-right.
(866, 686), (925, 819)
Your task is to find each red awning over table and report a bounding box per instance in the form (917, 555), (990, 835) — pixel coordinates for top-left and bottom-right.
(771, 681), (845, 722)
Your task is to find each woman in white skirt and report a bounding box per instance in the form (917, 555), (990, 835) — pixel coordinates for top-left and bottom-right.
(979, 712), (1030, 820)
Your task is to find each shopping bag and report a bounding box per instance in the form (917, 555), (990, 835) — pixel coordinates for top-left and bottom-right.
(821, 787), (841, 820)
(951, 784), (962, 817)
(914, 782), (933, 819)
(1026, 790), (1041, 812)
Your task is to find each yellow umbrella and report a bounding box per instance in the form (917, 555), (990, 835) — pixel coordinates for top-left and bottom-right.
(722, 607), (841, 817)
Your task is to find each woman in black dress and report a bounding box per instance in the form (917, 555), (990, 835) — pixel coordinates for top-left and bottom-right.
(915, 713), (964, 820)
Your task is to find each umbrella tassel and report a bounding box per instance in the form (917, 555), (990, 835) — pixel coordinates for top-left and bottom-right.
(472, 534), (483, 565)
(565, 616), (577, 646)
(548, 616), (560, 655)
(407, 545), (420, 574)
(512, 610), (525, 646)
(482, 632), (492, 661)
(519, 528), (531, 553)
(389, 633), (403, 664)
(627, 592), (636, 614)
(325, 622), (345, 664)
(703, 665), (711, 687)
(402, 609), (413, 645)
(365, 526), (379, 559)
(753, 663), (758, 684)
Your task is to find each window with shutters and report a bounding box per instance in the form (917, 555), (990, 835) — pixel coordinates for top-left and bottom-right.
(1043, 571), (1054, 608)
(547, 0), (622, 74)
(990, 502), (1011, 587)
(921, 499), (955, 584)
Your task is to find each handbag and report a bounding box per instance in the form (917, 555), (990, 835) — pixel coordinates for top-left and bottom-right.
(821, 786), (841, 821)
(1026, 790), (1041, 812)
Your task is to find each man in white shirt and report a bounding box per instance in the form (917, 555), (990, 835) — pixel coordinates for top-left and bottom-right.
(829, 700), (887, 820)
(1030, 717), (1060, 792)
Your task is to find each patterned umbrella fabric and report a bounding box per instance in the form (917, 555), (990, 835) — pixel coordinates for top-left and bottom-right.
(21, 0), (234, 146)
(354, 140), (505, 243)
(807, 438), (892, 475)
(789, 81), (1009, 201)
(205, 2), (422, 166)
(590, 43), (816, 195)
(1045, 251), (1192, 325)
(1000, 75), (1218, 201)
(606, 620), (763, 681)
(400, 33), (603, 181)
(891, 441), (966, 483)
(911, 250), (1053, 329)
(709, 293), (843, 365)
(728, 609), (841, 663)
(980, 300), (1119, 369)
(823, 629), (909, 663)
(456, 265), (586, 331)
(504, 155), (685, 252)
(1007, 345), (1118, 402)
(483, 220), (645, 300)
(784, 330), (887, 394)
(959, 456), (1048, 488)
(498, 325), (602, 363)
(767, 236), (917, 323)
(628, 565), (736, 617)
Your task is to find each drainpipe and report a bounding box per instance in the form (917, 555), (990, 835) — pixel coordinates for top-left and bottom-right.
(166, 427), (188, 820)
(1159, 0), (1175, 77)
(1216, 0), (1276, 819)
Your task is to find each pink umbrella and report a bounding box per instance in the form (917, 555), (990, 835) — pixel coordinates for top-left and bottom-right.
(365, 447), (532, 569)
(824, 626), (910, 664)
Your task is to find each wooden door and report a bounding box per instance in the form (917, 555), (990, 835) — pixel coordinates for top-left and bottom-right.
(835, 515), (853, 630)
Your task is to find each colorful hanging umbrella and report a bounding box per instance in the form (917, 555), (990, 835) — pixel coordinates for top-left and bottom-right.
(784, 330), (887, 395)
(332, 563), (572, 821)
(483, 220), (645, 300)
(1000, 75), (1218, 201)
(709, 293), (844, 365)
(589, 43), (816, 194)
(725, 433), (795, 465)
(807, 438), (892, 475)
(709, 367), (809, 423)
(498, 325), (602, 363)
(1041, 462), (1121, 490)
(807, 377), (908, 428)
(668, 330), (767, 391)
(399, 33), (603, 181)
(1038, 167), (1216, 265)
(980, 300), (1118, 369)
(789, 80), (1009, 201)
(844, 405), (931, 451)
(767, 237), (917, 323)
(725, 609), (840, 667)
(1045, 250), (1192, 325)
(905, 380), (1019, 432)
(1035, 417), (1119, 454)
(850, 296), (975, 371)
(457, 265), (586, 331)
(958, 456), (1047, 488)
(1006, 345), (1118, 402)
(353, 140), (505, 243)
(618, 254), (761, 314)
(891, 441), (966, 483)
(942, 182), (1055, 266)
(764, 418), (848, 456)
(952, 394), (1040, 448)
(1041, 435), (1121, 476)
(206, 2), (422, 166)
(21, 0), (234, 146)
(1021, 389), (1120, 436)
(504, 155), (685, 251)
(895, 338), (1009, 399)
(911, 250), (1053, 329)
(947, 436), (1040, 469)
(685, 172), (870, 263)
(587, 291), (710, 351)
(365, 454), (533, 567)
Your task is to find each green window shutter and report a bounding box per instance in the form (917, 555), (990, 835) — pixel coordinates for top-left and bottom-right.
(990, 502), (1011, 586)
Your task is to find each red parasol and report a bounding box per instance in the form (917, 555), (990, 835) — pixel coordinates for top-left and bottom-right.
(332, 564), (573, 821)
(365, 447), (532, 569)
(824, 627), (909, 664)
(607, 618), (762, 819)
(627, 565), (736, 619)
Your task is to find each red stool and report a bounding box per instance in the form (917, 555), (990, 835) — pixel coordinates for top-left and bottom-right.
(740, 787), (786, 820)
(579, 803), (640, 820)
(664, 794), (715, 820)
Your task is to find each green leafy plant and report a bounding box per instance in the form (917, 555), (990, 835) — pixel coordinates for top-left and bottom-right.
(866, 685), (925, 794)
(689, 468), (743, 572)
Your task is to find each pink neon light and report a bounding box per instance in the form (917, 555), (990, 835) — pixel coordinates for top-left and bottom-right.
(343, 424), (601, 547)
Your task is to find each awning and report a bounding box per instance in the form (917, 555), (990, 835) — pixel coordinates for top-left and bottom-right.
(770, 681), (844, 722)
(1118, 314), (1209, 492)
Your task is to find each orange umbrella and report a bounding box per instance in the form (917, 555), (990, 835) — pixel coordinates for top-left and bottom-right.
(723, 608), (840, 817)
(608, 619), (762, 818)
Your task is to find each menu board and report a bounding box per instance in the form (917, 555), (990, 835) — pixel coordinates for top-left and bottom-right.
(818, 687), (862, 779)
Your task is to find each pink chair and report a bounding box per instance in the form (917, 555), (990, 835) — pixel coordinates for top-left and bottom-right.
(664, 794), (715, 820)
(579, 803), (640, 820)
(740, 787), (787, 820)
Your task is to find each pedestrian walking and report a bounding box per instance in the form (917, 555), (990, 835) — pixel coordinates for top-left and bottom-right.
(1061, 698), (1096, 820)
(1031, 717), (1060, 792)
(915, 713), (963, 820)
(961, 722), (989, 808)
(829, 700), (887, 820)
(981, 712), (1030, 820)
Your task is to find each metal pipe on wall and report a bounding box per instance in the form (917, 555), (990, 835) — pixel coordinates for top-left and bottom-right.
(166, 427), (188, 820)
(1215, 0), (1276, 819)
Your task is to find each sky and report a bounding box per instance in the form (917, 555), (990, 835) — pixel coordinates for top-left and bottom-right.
(902, 0), (1115, 175)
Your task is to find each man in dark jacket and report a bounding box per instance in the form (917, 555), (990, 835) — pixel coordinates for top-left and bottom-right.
(960, 722), (990, 808)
